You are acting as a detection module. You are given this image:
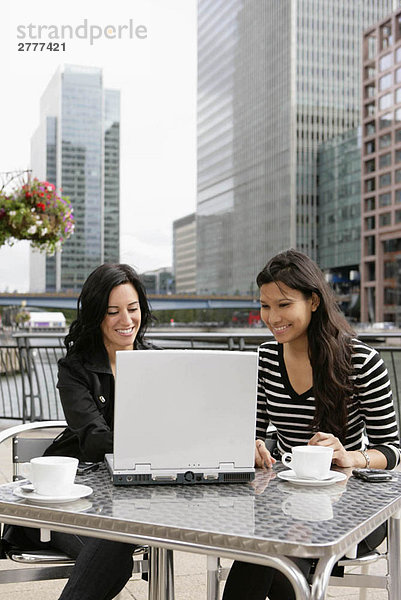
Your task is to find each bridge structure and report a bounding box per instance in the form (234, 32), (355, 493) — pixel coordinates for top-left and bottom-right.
(0, 292), (259, 311)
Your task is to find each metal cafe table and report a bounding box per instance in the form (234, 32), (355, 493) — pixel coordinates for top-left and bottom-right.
(0, 465), (400, 600)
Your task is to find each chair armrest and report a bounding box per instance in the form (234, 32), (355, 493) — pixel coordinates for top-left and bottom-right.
(338, 550), (386, 567)
(0, 421), (67, 445)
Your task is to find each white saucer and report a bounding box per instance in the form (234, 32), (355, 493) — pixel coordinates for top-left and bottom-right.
(277, 470), (347, 486)
(13, 484), (93, 503)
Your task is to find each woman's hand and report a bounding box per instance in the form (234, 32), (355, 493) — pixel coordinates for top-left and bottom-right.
(308, 432), (354, 468)
(255, 440), (276, 469)
(308, 432), (388, 469)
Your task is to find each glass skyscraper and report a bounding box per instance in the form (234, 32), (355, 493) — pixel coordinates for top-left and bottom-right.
(317, 128), (361, 271)
(30, 65), (120, 292)
(197, 0), (400, 295)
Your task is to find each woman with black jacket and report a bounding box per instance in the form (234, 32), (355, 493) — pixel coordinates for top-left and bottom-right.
(3, 263), (153, 600)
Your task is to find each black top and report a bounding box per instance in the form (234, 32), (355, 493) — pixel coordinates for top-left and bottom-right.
(45, 344), (115, 461)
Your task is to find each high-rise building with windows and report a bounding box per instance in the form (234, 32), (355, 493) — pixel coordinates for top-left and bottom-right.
(30, 65), (120, 292)
(362, 8), (401, 324)
(317, 128), (362, 318)
(197, 0), (400, 295)
(173, 213), (197, 293)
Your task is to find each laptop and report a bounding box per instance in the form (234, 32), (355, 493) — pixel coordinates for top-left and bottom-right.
(105, 350), (258, 485)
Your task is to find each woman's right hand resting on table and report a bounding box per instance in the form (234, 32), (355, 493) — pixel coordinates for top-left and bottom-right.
(255, 440), (276, 469)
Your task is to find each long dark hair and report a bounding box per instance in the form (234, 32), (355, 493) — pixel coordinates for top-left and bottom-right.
(256, 249), (355, 441)
(65, 263), (152, 356)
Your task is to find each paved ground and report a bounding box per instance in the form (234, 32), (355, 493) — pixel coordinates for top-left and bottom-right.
(0, 420), (391, 599)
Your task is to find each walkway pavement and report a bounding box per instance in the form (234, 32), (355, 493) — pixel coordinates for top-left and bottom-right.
(0, 420), (391, 599)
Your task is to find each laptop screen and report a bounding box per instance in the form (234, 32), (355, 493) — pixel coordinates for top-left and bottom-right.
(113, 350), (258, 473)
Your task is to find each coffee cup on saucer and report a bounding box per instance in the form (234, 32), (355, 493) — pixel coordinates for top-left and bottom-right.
(281, 446), (333, 480)
(21, 456), (79, 496)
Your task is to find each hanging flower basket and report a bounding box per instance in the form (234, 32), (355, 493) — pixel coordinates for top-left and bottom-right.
(0, 178), (74, 255)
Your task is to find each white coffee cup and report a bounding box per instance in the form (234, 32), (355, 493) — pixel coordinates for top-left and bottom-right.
(281, 445), (333, 480)
(22, 456), (78, 496)
(282, 492), (333, 522)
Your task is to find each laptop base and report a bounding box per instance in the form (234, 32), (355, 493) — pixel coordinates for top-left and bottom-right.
(105, 454), (255, 486)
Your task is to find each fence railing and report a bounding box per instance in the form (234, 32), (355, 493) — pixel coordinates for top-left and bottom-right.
(0, 331), (400, 423)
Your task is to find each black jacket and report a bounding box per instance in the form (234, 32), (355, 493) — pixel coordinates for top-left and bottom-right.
(45, 344), (116, 462)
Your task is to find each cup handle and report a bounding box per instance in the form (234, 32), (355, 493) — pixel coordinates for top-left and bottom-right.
(20, 462), (32, 480)
(281, 452), (293, 468)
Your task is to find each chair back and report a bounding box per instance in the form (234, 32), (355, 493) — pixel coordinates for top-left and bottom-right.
(13, 437), (57, 480)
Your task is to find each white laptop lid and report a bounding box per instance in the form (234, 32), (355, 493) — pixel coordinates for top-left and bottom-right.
(113, 350), (258, 473)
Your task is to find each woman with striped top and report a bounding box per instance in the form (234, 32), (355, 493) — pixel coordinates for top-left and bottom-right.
(222, 249), (400, 600)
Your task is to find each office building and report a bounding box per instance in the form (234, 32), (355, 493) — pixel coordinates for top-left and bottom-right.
(141, 268), (174, 295)
(317, 128), (361, 316)
(362, 9), (401, 324)
(173, 213), (197, 293)
(30, 65), (120, 292)
(197, 0), (400, 295)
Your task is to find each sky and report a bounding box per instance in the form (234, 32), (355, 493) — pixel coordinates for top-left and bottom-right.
(0, 0), (197, 291)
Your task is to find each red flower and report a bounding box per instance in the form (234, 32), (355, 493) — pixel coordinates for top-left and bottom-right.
(25, 192), (32, 199)
(36, 202), (46, 211)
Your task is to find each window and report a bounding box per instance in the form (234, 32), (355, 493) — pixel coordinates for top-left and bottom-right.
(365, 197), (375, 211)
(380, 52), (393, 71)
(379, 173), (391, 187)
(365, 159), (376, 173)
(365, 140), (375, 154)
(379, 113), (392, 129)
(366, 235), (375, 255)
(396, 149), (401, 163)
(396, 129), (401, 143)
(379, 73), (392, 90)
(397, 47), (401, 63)
(379, 134), (391, 148)
(396, 67), (401, 83)
(366, 261), (376, 281)
(366, 121), (376, 136)
(396, 108), (401, 121)
(384, 288), (396, 304)
(397, 88), (401, 103)
(396, 169), (401, 183)
(383, 238), (401, 252)
(365, 216), (375, 230)
(365, 84), (376, 98)
(365, 178), (376, 192)
(381, 24), (393, 50)
(379, 192), (391, 206)
(384, 261), (396, 278)
(396, 210), (401, 223)
(365, 65), (376, 79)
(379, 93), (392, 110)
(366, 102), (375, 117)
(396, 190), (401, 203)
(379, 212), (391, 226)
(379, 153), (391, 168)
(366, 35), (377, 60)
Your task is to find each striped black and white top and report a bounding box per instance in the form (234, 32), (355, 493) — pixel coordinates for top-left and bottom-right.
(256, 339), (400, 469)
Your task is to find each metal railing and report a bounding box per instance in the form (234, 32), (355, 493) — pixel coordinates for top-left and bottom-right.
(0, 331), (400, 423)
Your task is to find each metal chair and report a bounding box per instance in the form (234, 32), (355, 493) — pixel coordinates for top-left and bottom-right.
(206, 431), (390, 600)
(0, 421), (149, 594)
(206, 533), (389, 600)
